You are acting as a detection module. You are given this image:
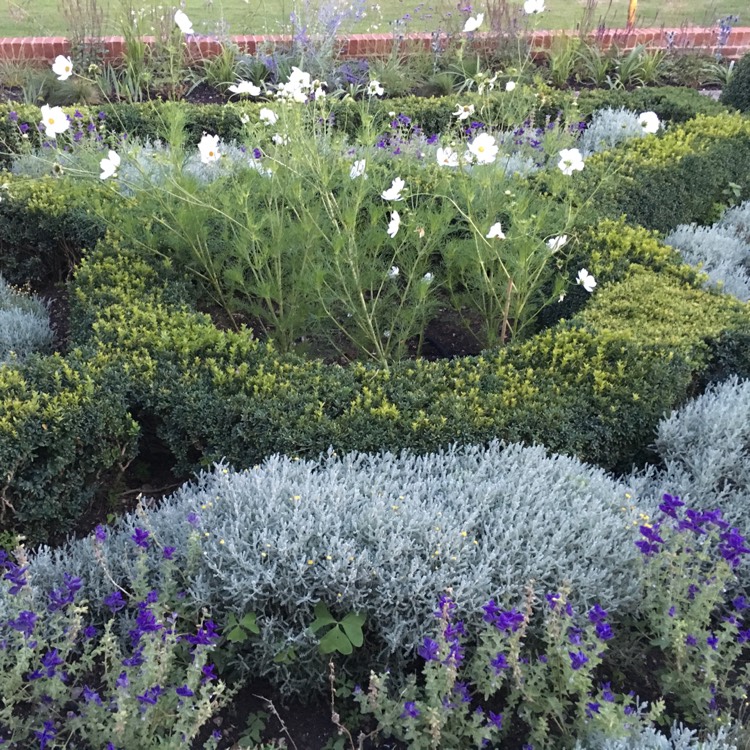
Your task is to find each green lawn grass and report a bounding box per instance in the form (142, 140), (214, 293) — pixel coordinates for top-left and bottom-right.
(0, 0), (745, 41)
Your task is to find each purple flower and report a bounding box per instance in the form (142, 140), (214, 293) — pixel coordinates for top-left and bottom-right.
(595, 622), (614, 642)
(585, 702), (600, 718)
(34, 721), (56, 750)
(19, 123), (29, 134)
(83, 625), (97, 640)
(569, 650), (589, 670)
(82, 685), (102, 705)
(545, 592), (560, 610)
(719, 527), (750, 568)
(418, 637), (440, 662)
(659, 493), (684, 518)
(136, 685), (163, 705)
(435, 594), (456, 618)
(453, 681), (471, 703)
(41, 649), (63, 677)
(8, 610), (37, 638)
(252, 147), (262, 159)
(131, 528), (150, 549)
(162, 546), (176, 560)
(122, 649), (144, 667)
(738, 629), (750, 643)
(668, 606), (676, 617)
(601, 682), (615, 702)
(186, 620), (220, 647)
(3, 563), (29, 595)
(483, 601), (524, 632)
(8, 111), (18, 122)
(116, 671), (129, 689)
(491, 652), (509, 673)
(732, 595), (749, 611)
(446, 639), (465, 667)
(426, 133), (438, 145)
(445, 621), (466, 639)
(187, 512), (200, 527)
(400, 701), (420, 718)
(707, 633), (719, 650)
(686, 634), (697, 647)
(104, 590), (126, 612)
(94, 525), (107, 543)
(567, 626), (583, 645)
(176, 684), (195, 697)
(98, 111), (107, 120)
(201, 663), (218, 684)
(487, 711), (503, 730)
(587, 604), (608, 624)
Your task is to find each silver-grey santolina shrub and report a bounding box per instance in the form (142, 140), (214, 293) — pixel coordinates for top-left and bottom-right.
(25, 441), (644, 694)
(663, 222), (750, 301)
(0, 275), (53, 363)
(717, 199), (750, 245)
(629, 376), (750, 534)
(574, 724), (738, 750)
(578, 107), (648, 157)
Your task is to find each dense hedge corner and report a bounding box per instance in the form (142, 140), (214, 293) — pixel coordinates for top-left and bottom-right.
(0, 353), (140, 544)
(720, 52), (750, 112)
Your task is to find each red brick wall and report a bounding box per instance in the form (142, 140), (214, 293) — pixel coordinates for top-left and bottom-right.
(1, 27), (748, 64)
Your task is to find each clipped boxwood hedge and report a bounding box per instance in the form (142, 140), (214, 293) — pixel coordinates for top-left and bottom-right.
(573, 113), (750, 232)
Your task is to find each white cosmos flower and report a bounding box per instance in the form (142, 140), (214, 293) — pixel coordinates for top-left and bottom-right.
(350, 159), (367, 179)
(486, 222), (506, 239)
(272, 133), (290, 145)
(454, 103), (475, 121)
(174, 9), (194, 34)
(638, 111), (660, 134)
(436, 146), (459, 167)
(523, 0), (544, 13)
(40, 104), (70, 138)
(463, 12), (483, 31)
(387, 211), (401, 238)
(546, 234), (568, 252)
(505, 80), (516, 92)
(229, 80), (261, 96)
(467, 132), (498, 164)
(259, 108), (279, 125)
(381, 176), (405, 201)
(198, 133), (221, 164)
(558, 148), (584, 176)
(52, 55), (73, 81)
(99, 150), (120, 180)
(388, 265), (400, 278)
(367, 80), (384, 97)
(240, 113), (250, 124)
(576, 268), (597, 293)
(422, 272), (434, 283)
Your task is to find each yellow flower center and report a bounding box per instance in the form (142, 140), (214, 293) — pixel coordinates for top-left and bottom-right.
(208, 150), (214, 157)
(48, 118), (55, 124)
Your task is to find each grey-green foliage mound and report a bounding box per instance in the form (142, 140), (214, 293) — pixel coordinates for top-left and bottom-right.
(630, 376), (750, 532)
(574, 724), (737, 750)
(27, 441), (642, 695)
(664, 201), (750, 301)
(579, 107), (649, 157)
(0, 275), (53, 363)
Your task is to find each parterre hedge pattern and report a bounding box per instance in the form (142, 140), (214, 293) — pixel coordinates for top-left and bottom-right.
(1, 90), (749, 543)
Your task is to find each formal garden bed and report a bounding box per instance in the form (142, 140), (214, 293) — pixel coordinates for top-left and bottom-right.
(2, 8), (750, 747)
